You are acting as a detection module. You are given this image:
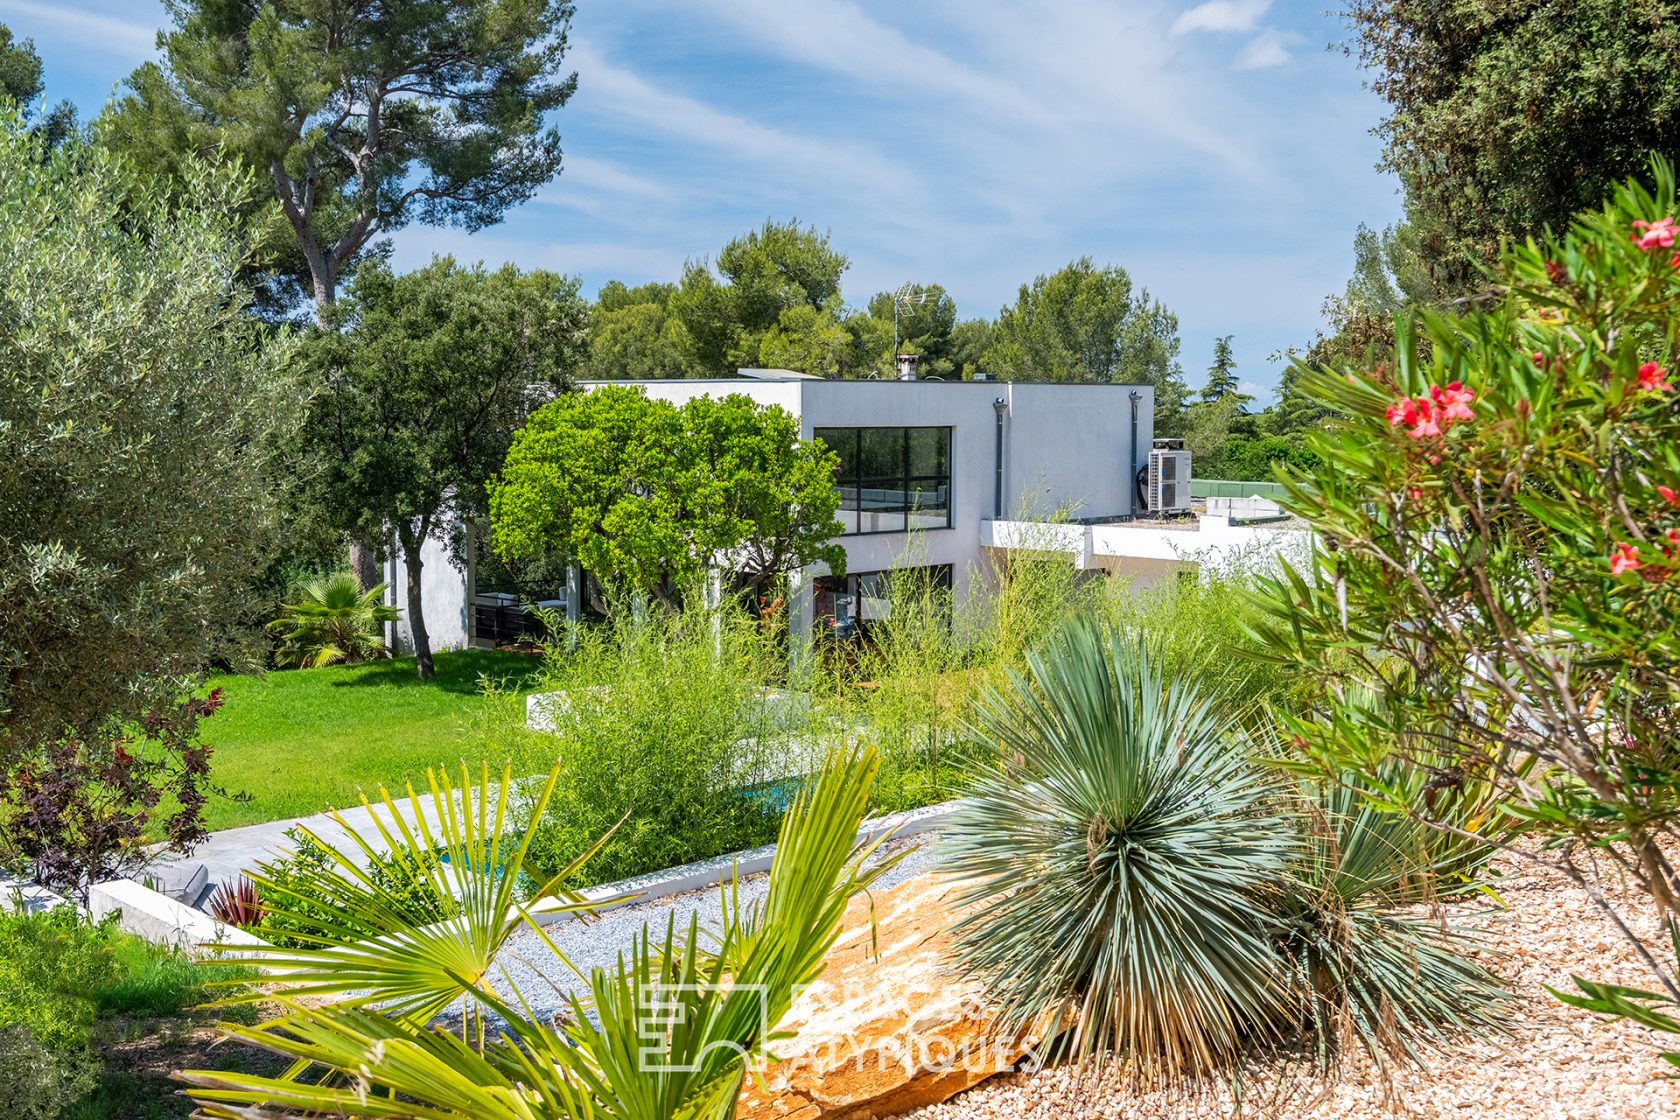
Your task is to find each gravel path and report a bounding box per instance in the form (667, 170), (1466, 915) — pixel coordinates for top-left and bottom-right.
(901, 846), (1678, 1120)
(483, 834), (945, 1024)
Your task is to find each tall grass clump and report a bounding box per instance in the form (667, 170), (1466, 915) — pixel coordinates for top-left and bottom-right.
(943, 616), (1509, 1080)
(516, 603), (817, 886)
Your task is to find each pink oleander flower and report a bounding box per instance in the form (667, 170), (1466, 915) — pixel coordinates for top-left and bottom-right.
(1669, 528), (1680, 549)
(1633, 218), (1677, 250)
(1610, 542), (1642, 575)
(1386, 399), (1415, 427)
(1660, 485), (1680, 506)
(1531, 352), (1545, 367)
(1435, 380), (1476, 421)
(1638, 362), (1674, 392)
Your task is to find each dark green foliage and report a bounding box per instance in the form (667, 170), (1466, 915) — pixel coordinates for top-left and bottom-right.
(0, 116), (303, 764)
(945, 619), (1509, 1077)
(862, 283), (959, 378)
(1199, 335), (1243, 403)
(297, 256), (587, 676)
(667, 219), (853, 375)
(1348, 0), (1680, 294)
(0, 22), (41, 105)
(584, 281), (693, 379)
(983, 257), (1190, 430)
(102, 0), (579, 315)
(252, 828), (457, 950)
(1200, 434), (1324, 482)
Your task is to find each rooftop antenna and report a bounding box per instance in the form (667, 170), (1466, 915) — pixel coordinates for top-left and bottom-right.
(892, 282), (935, 358)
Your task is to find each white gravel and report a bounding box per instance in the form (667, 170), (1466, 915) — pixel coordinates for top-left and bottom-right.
(481, 834), (944, 1024)
(902, 845), (1680, 1120)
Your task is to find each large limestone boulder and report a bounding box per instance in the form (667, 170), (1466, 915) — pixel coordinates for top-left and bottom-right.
(737, 872), (1054, 1120)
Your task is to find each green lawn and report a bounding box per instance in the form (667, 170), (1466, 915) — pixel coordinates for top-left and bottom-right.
(199, 649), (545, 831)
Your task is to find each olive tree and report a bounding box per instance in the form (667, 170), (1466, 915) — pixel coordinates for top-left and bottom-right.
(0, 116), (302, 882)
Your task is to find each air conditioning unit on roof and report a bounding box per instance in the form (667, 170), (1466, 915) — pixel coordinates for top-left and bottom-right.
(1147, 446), (1192, 515)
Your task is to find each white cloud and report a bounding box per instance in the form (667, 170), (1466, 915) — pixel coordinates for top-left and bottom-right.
(0, 0), (156, 56)
(1170, 0), (1271, 36)
(567, 43), (920, 205)
(1239, 380), (1274, 405)
(1237, 29), (1295, 70)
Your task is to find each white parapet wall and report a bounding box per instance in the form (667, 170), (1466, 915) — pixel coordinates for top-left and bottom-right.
(984, 514), (1311, 581)
(88, 877), (267, 951)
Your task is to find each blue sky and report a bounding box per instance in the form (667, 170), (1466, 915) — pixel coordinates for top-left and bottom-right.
(0, 0), (1403, 401)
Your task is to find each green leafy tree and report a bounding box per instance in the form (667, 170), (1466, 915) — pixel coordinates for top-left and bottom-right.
(669, 220), (850, 374)
(948, 317), (996, 379)
(0, 22), (76, 150)
(861, 283), (958, 377)
(0, 115), (303, 764)
(1348, 0), (1680, 293)
(1198, 334), (1244, 403)
(756, 303), (852, 377)
(102, 0), (578, 319)
(298, 257), (587, 677)
(1246, 163), (1680, 1054)
(985, 257), (1189, 428)
(490, 386), (844, 607)
(583, 280), (693, 379)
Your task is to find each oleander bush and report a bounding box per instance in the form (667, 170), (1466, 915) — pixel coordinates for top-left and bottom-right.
(1245, 160), (1680, 1057)
(944, 617), (1509, 1078)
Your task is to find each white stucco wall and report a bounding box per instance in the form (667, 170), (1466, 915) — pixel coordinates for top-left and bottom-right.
(618, 376), (1156, 617)
(385, 527), (473, 654)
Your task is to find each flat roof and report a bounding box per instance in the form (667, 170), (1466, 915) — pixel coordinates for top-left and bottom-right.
(580, 376), (1154, 389)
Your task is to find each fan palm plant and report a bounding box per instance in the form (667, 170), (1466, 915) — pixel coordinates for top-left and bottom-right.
(270, 571), (400, 668)
(945, 616), (1300, 1076)
(178, 744), (899, 1120)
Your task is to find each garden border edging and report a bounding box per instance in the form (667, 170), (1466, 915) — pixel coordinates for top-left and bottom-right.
(517, 796), (965, 926)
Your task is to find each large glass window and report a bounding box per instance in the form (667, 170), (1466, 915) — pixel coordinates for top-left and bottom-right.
(813, 426), (952, 535)
(813, 565), (953, 639)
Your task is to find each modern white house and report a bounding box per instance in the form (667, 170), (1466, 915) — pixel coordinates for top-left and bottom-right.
(384, 368), (1308, 651)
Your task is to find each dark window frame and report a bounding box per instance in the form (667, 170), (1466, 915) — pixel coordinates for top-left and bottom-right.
(813, 425), (954, 537)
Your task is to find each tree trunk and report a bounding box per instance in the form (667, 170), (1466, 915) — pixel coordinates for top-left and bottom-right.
(348, 542), (380, 590)
(399, 530), (434, 680)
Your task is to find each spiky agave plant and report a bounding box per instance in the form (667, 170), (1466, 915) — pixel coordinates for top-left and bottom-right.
(1271, 776), (1511, 1071)
(944, 616), (1301, 1077)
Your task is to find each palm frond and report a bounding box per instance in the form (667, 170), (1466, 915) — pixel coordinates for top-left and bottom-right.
(229, 762), (613, 1026)
(179, 744), (893, 1120)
